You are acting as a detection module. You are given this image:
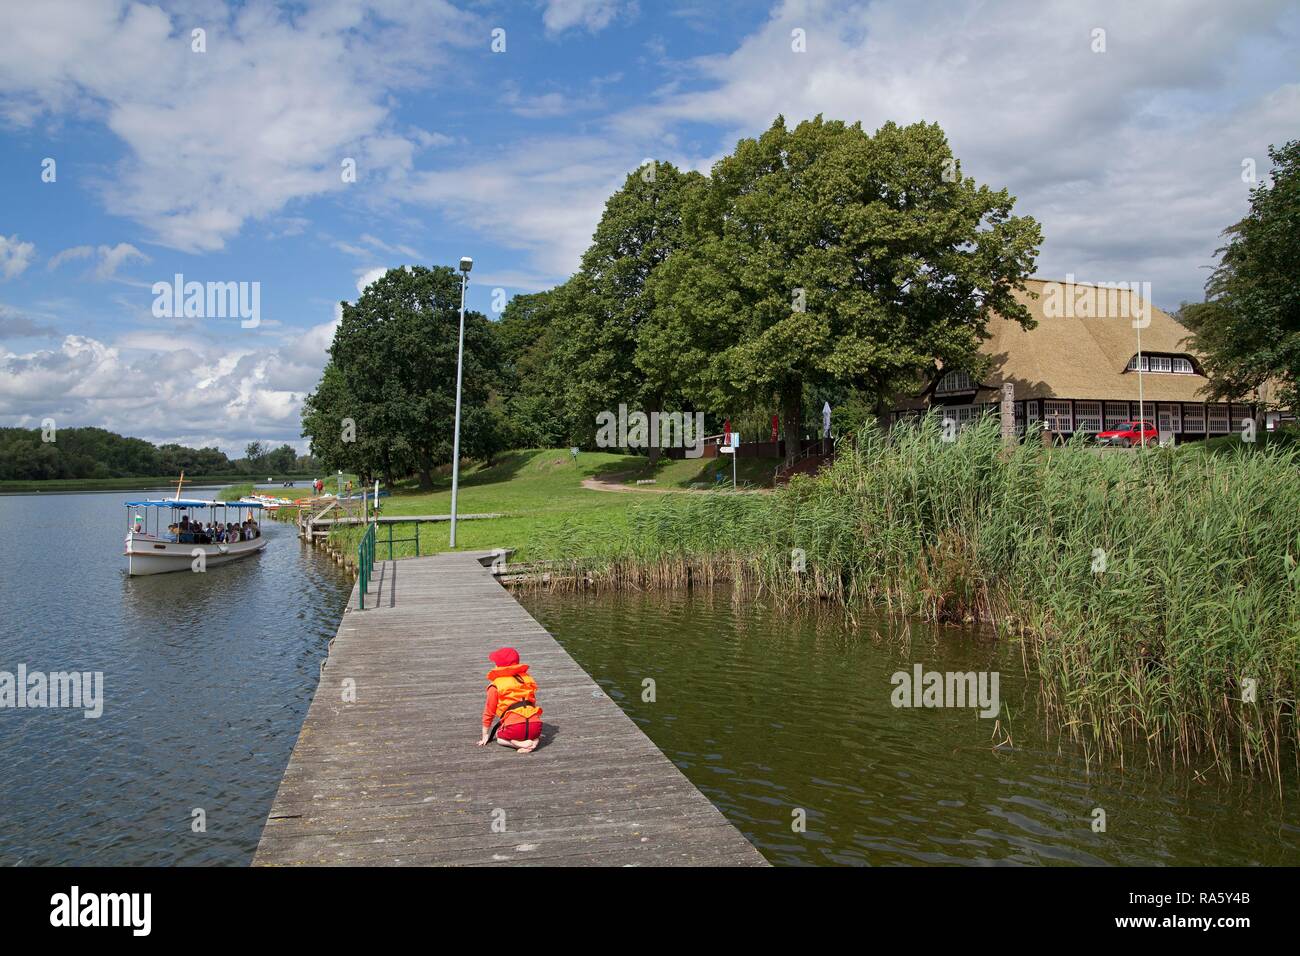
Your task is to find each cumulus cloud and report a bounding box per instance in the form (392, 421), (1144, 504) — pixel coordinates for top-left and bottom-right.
(541, 0), (630, 35)
(601, 0), (1300, 307)
(404, 135), (650, 278)
(355, 266), (390, 294)
(0, 0), (476, 253)
(401, 0), (1298, 308)
(0, 330), (326, 453)
(0, 234), (36, 280)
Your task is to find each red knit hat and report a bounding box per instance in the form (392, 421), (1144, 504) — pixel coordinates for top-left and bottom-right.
(488, 647), (520, 667)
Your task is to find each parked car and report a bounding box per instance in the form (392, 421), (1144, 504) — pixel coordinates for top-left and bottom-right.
(1096, 420), (1158, 446)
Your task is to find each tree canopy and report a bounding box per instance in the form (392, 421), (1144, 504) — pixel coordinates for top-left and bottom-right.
(645, 116), (1041, 462)
(0, 426), (312, 481)
(303, 265), (499, 489)
(1181, 139), (1300, 412)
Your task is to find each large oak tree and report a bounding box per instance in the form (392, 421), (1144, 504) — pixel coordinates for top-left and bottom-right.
(645, 115), (1041, 463)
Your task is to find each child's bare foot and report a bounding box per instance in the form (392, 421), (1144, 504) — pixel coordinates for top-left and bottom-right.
(516, 739), (539, 753)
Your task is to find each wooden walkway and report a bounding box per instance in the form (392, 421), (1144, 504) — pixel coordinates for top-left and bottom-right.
(253, 552), (767, 867)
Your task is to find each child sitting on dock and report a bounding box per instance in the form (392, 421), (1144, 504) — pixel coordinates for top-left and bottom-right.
(477, 647), (542, 753)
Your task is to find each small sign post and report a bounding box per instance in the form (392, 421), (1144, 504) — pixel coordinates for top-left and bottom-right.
(719, 432), (739, 489)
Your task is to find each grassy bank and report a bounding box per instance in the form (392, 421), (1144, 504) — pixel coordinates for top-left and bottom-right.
(326, 449), (679, 561)
(531, 418), (1300, 781)
(216, 483), (256, 501)
(596, 452), (782, 489)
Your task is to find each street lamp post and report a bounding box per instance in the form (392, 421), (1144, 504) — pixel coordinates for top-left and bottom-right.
(449, 256), (472, 548)
(1136, 321), (1146, 447)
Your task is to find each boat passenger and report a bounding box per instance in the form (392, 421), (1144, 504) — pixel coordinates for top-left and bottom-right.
(477, 647), (542, 753)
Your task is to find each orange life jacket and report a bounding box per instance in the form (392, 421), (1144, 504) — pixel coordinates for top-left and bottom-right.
(487, 664), (542, 722)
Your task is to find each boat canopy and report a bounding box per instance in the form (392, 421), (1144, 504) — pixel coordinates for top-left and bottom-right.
(123, 498), (265, 509)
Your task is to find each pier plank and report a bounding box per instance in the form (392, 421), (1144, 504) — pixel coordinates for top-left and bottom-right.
(254, 552), (766, 867)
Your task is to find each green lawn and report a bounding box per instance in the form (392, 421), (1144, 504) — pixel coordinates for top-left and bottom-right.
(593, 452), (782, 489)
(330, 448), (674, 561)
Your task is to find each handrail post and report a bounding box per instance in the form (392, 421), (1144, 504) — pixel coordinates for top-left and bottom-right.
(358, 521), (376, 610)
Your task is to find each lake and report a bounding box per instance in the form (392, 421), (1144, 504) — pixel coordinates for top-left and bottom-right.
(519, 587), (1300, 866)
(0, 488), (353, 865)
(4, 489), (1296, 867)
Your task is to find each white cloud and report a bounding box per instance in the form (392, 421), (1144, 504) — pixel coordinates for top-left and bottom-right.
(46, 242), (148, 279)
(355, 266), (390, 294)
(0, 0), (476, 253)
(0, 234), (36, 280)
(541, 0), (629, 35)
(404, 136), (649, 278)
(0, 330), (326, 454)
(409, 0), (1298, 306)
(599, 0), (1300, 307)
(46, 245), (95, 271)
(95, 242), (148, 280)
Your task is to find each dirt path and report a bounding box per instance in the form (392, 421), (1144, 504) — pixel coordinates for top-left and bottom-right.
(581, 473), (685, 493)
(581, 471), (769, 495)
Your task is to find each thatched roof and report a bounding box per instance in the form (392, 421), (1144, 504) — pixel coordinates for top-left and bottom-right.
(901, 278), (1227, 407)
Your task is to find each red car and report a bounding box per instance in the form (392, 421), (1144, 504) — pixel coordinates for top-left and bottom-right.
(1096, 420), (1158, 446)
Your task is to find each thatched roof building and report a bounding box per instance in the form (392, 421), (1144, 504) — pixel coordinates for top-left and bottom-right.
(892, 278), (1269, 439)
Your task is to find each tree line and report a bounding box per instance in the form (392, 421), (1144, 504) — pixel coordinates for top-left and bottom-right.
(302, 114), (1043, 482)
(0, 426), (314, 481)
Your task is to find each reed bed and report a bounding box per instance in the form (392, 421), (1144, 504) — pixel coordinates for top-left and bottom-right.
(527, 417), (1300, 781)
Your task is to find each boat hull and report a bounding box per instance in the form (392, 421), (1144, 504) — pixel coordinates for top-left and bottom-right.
(125, 534), (267, 576)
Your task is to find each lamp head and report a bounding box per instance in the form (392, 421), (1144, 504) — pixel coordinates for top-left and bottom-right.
(459, 256), (473, 273)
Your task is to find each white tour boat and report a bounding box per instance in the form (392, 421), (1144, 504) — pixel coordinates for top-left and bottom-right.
(124, 493), (268, 576)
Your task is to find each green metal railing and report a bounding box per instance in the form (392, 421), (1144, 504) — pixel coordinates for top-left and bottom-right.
(374, 521), (433, 560)
(357, 521), (377, 609)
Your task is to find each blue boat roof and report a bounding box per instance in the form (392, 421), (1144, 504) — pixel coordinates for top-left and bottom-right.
(124, 498), (264, 509)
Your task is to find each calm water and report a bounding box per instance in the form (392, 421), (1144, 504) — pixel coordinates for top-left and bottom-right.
(520, 588), (1300, 866)
(0, 488), (352, 865)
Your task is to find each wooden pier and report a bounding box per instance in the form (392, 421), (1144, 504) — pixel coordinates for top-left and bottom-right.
(253, 552), (767, 867)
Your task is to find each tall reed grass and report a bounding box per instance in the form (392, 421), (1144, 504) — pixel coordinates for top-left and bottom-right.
(531, 417), (1300, 781)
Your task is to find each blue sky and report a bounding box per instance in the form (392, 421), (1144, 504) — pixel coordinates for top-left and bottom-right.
(1, 0), (1297, 454)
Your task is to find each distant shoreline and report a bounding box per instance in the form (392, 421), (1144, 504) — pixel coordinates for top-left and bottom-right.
(0, 474), (317, 494)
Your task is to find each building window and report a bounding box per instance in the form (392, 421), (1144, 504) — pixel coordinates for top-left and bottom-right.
(1026, 400), (1040, 425)
(1075, 401), (1102, 433)
(1183, 403), (1205, 432)
(1043, 399), (1072, 431)
(1129, 354), (1194, 373)
(1207, 404), (1229, 433)
(1158, 403), (1181, 434)
(1231, 405), (1252, 430)
(1104, 402), (1129, 430)
(936, 370), (973, 393)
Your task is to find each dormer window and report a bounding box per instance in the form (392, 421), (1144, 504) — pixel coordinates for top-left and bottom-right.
(1126, 354), (1195, 373)
(935, 370), (974, 393)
